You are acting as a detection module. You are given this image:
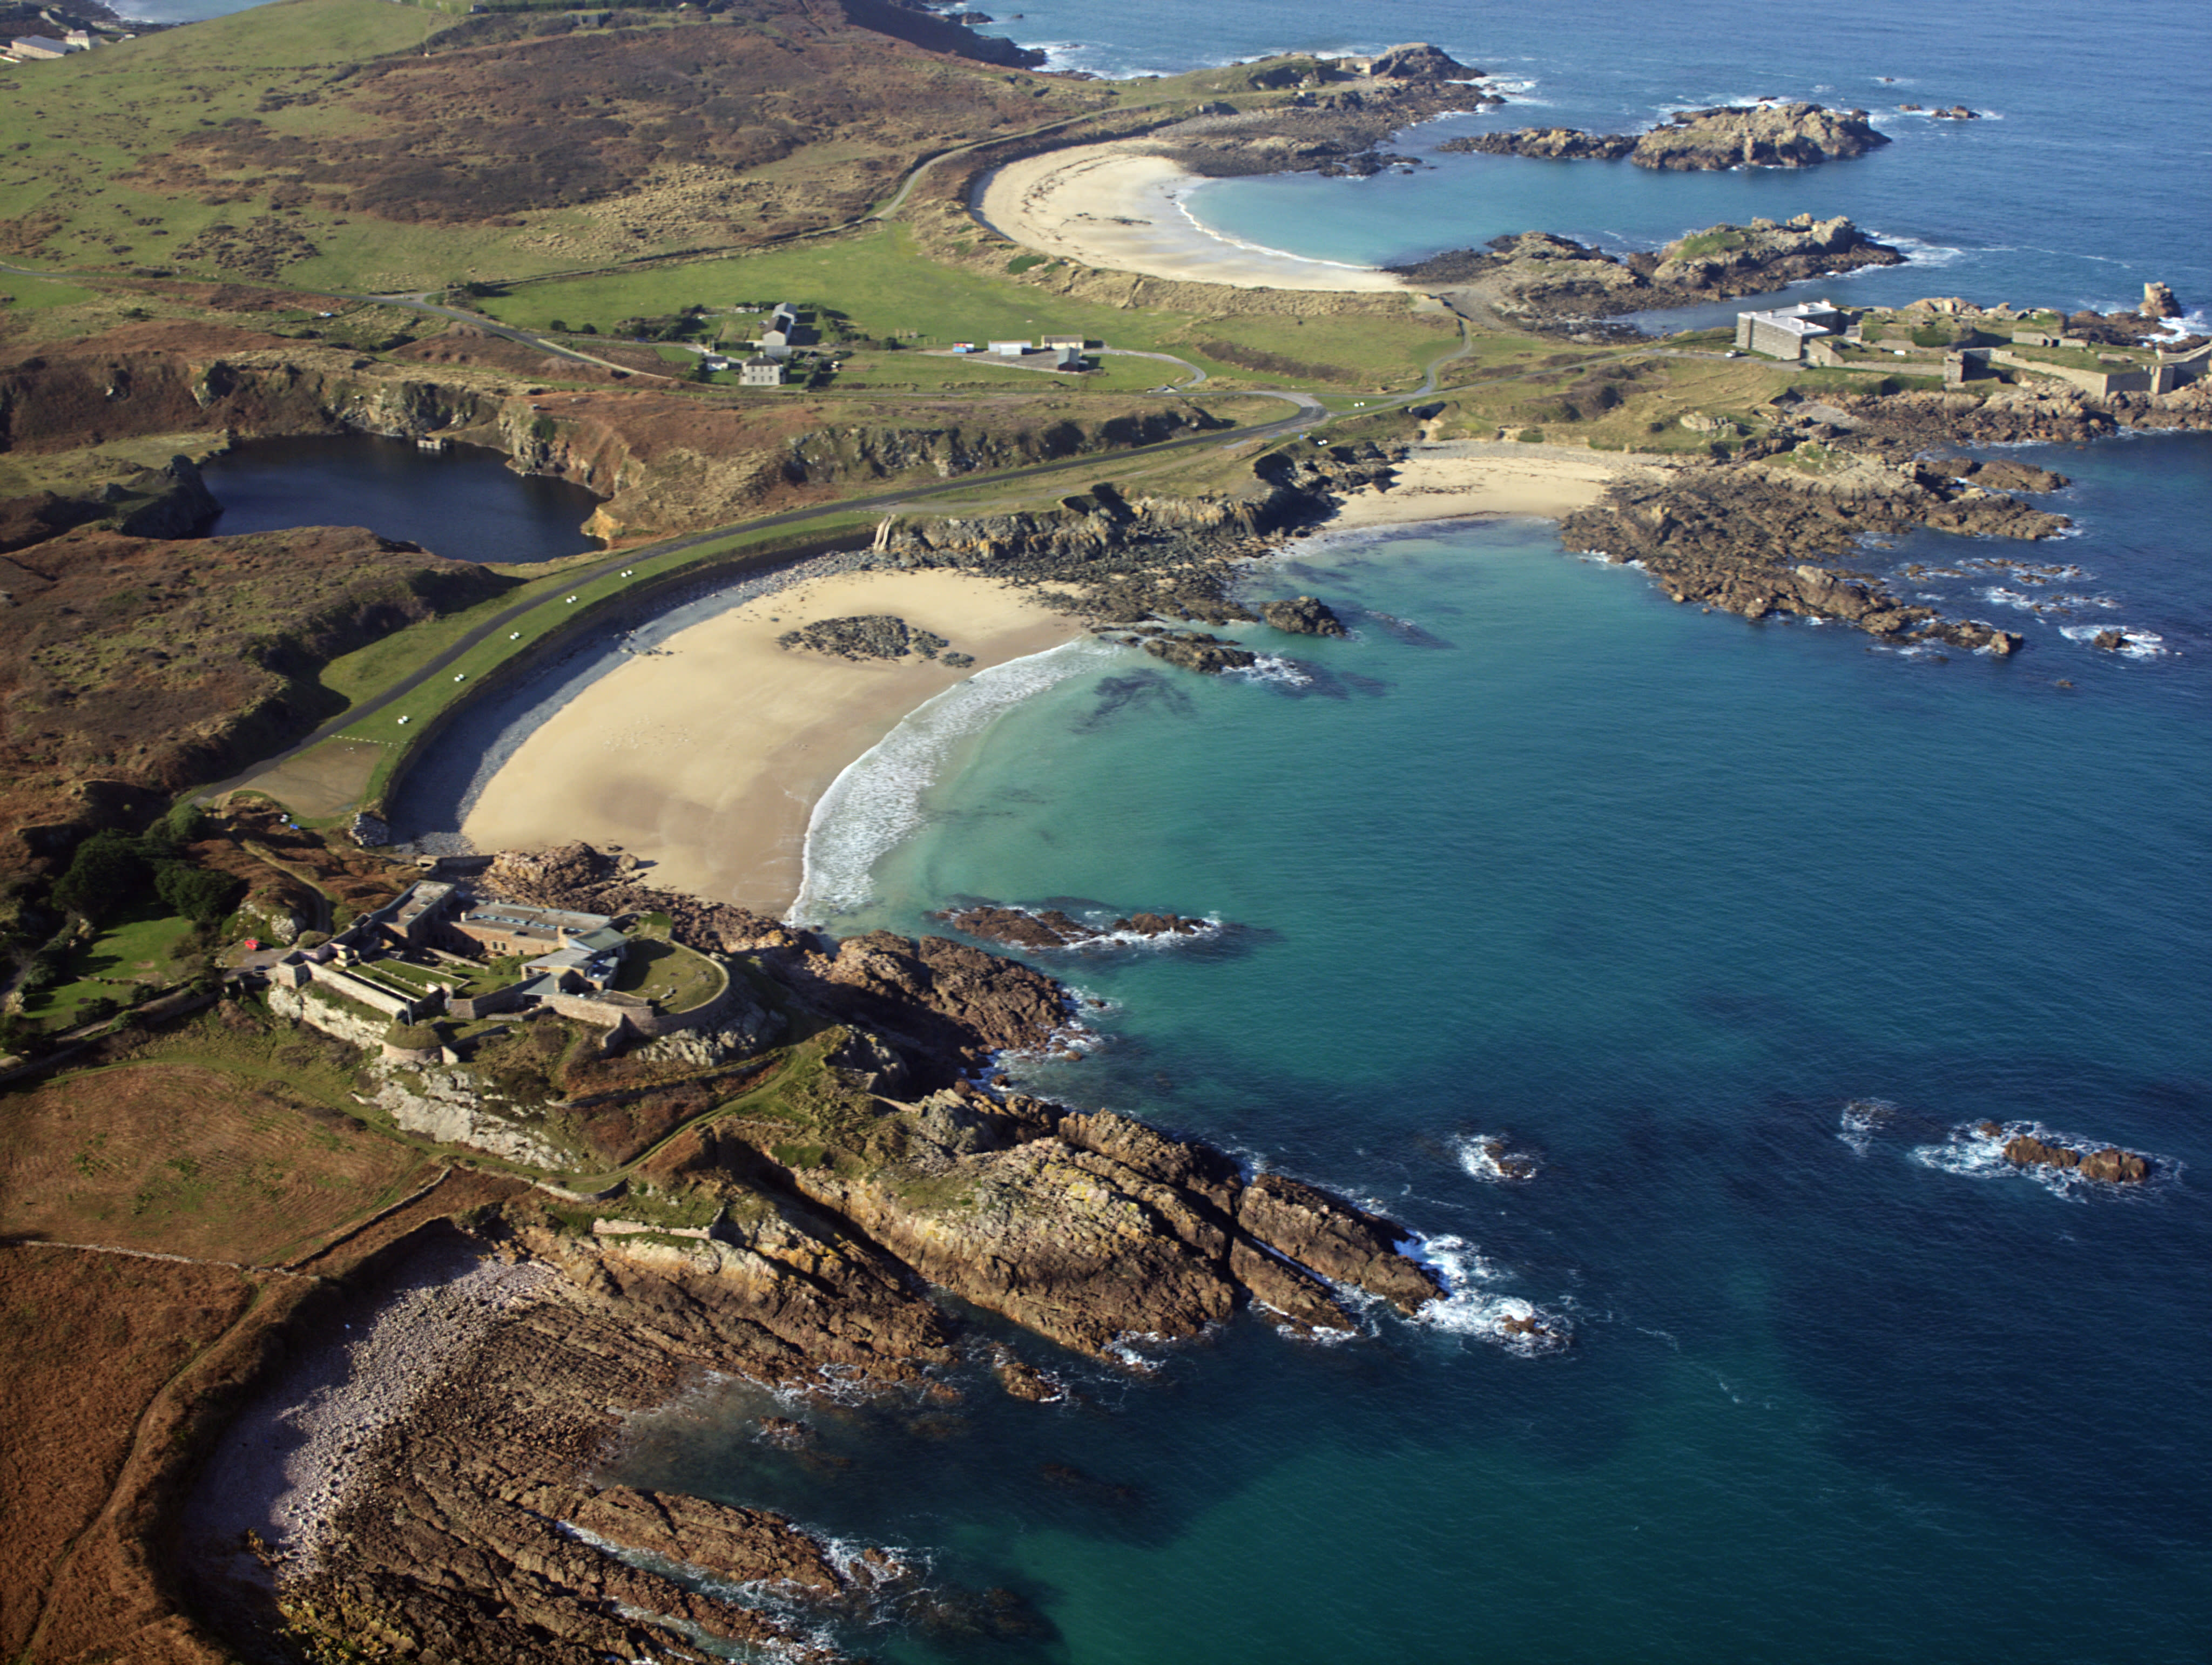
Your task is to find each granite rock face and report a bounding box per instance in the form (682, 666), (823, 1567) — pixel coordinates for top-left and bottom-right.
(1258, 595), (1348, 635)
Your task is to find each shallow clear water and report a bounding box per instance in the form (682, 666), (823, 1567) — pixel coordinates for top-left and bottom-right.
(625, 434), (2212, 1662)
(197, 432), (602, 563)
(997, 0), (2212, 326)
(149, 2), (2212, 1654)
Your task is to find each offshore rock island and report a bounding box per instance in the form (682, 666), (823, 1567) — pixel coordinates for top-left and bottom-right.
(0, 0), (2206, 1658)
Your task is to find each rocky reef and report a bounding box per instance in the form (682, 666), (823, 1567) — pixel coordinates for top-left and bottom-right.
(1258, 594), (1348, 635)
(1392, 216), (1903, 325)
(1975, 1122), (2153, 1183)
(936, 902), (1218, 950)
(1557, 453), (2070, 653)
(1443, 102), (1889, 170)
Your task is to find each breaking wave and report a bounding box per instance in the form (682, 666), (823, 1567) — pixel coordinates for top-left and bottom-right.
(1399, 1233), (1570, 1355)
(789, 638), (1121, 925)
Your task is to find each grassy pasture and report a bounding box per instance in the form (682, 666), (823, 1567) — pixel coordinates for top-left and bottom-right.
(22, 913), (201, 1026)
(477, 224), (1449, 390)
(0, 1063), (423, 1262)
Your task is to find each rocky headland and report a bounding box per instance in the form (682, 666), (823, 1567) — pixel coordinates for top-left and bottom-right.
(172, 834), (1452, 1660)
(1392, 215), (1904, 326)
(1557, 450), (2069, 653)
(1442, 101), (1890, 170)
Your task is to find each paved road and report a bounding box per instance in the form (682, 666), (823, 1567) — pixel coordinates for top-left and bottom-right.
(194, 388), (1327, 802)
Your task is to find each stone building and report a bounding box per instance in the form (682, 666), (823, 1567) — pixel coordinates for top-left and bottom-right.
(1736, 300), (1851, 360)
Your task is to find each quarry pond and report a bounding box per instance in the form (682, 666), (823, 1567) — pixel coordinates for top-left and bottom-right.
(197, 432), (604, 563)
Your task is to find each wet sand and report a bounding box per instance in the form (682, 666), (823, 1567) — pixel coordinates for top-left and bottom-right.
(973, 143), (1405, 293)
(461, 571), (1081, 913)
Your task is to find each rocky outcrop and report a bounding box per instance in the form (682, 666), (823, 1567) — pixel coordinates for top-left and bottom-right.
(482, 843), (806, 955)
(1366, 42), (1476, 80)
(1440, 127), (1634, 161)
(1557, 456), (2068, 650)
(370, 1062), (573, 1169)
(778, 1096), (1441, 1356)
(1443, 102), (1889, 170)
(2001, 1133), (2150, 1183)
(876, 443), (1400, 624)
(778, 613), (952, 661)
(798, 930), (1077, 1074)
(936, 904), (1216, 950)
(1392, 216), (1902, 324)
(1258, 595), (1347, 635)
(2141, 281), (2182, 320)
(1138, 631), (1260, 675)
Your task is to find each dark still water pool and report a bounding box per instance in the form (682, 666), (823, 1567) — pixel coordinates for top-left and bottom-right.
(197, 432), (602, 563)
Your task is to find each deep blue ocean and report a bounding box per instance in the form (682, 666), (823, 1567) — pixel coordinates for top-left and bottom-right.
(171, 0), (2211, 1656)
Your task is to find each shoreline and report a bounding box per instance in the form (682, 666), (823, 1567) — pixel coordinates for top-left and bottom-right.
(973, 142), (1407, 293)
(460, 568), (1085, 914)
(453, 451), (1669, 923)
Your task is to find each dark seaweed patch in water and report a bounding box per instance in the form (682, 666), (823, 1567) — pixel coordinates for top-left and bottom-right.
(1072, 669), (1195, 732)
(1352, 607), (1456, 649)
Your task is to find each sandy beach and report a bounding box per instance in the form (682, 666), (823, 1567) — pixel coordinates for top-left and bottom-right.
(462, 571), (1082, 913)
(1330, 440), (1676, 526)
(974, 143), (1406, 293)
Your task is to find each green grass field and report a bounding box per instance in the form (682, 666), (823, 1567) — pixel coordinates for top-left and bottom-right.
(611, 939), (727, 1014)
(23, 913), (200, 1025)
(477, 225), (1451, 391)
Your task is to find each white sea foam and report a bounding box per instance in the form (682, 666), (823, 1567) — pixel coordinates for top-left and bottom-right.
(1400, 1233), (1569, 1356)
(2059, 623), (2169, 657)
(1910, 1119), (2169, 1198)
(1165, 186), (1390, 274)
(1837, 1098), (1897, 1156)
(1230, 653), (1313, 687)
(1881, 235), (1969, 268)
(1451, 1132), (1538, 1183)
(788, 637), (1121, 924)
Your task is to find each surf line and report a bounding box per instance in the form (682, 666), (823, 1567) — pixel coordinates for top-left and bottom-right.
(788, 636), (1124, 925)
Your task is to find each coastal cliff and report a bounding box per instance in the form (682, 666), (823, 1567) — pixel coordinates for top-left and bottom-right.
(180, 838), (1452, 1660)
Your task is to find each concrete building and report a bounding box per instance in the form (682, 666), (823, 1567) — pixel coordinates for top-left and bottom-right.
(1736, 301), (1851, 361)
(987, 339), (1030, 357)
(6, 35), (84, 59)
(740, 355), (786, 387)
(1040, 334), (1086, 350)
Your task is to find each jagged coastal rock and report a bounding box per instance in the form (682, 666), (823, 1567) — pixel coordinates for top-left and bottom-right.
(1392, 216), (1904, 323)
(936, 903), (1217, 949)
(1556, 455), (2072, 652)
(1258, 595), (1348, 635)
(1442, 101), (1890, 170)
(1977, 1124), (2153, 1183)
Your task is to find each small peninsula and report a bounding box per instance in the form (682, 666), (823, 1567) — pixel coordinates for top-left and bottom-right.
(0, 1), (2206, 1658)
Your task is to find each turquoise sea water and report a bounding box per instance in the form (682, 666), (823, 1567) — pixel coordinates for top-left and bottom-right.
(620, 434), (2212, 1662)
(146, 0), (2210, 1654)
